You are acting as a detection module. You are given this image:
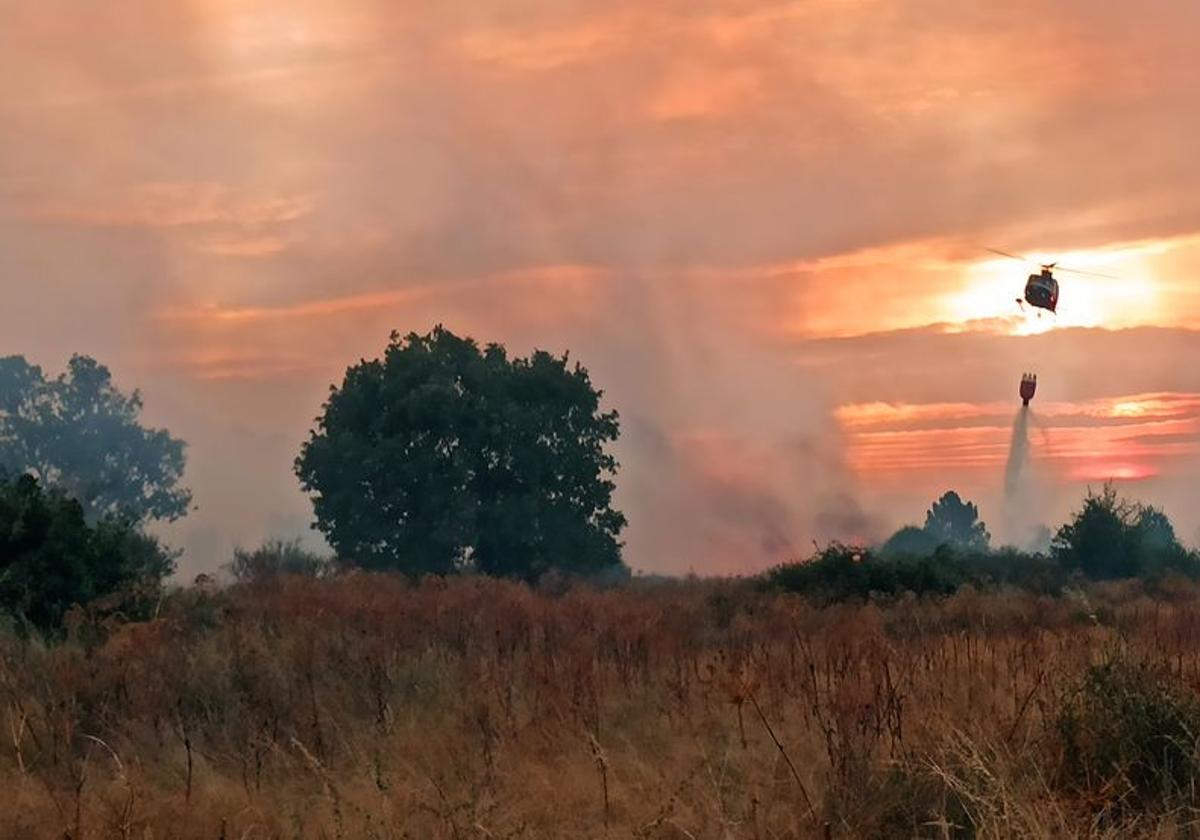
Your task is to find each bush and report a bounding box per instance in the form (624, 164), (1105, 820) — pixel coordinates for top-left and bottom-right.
(879, 525), (939, 557)
(227, 539), (336, 582)
(1053, 657), (1200, 814)
(959, 547), (1069, 595)
(1053, 486), (1199, 580)
(0, 474), (174, 631)
(764, 544), (965, 601)
(764, 543), (1068, 602)
(835, 762), (973, 839)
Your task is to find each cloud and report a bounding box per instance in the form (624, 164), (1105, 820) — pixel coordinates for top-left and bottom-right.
(3, 0), (1200, 570)
(200, 235), (291, 258)
(26, 183), (315, 230)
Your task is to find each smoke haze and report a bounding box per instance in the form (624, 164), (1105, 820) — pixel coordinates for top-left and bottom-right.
(4, 2), (1200, 574)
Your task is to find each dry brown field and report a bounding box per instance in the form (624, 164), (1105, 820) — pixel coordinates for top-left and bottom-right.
(3, 575), (1200, 838)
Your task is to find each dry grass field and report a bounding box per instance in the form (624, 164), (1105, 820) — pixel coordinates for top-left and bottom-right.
(4, 574), (1200, 838)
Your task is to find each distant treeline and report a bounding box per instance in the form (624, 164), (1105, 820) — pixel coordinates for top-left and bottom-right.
(764, 486), (1198, 601)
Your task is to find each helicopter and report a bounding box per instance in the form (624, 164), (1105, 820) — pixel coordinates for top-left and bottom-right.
(985, 248), (1117, 315)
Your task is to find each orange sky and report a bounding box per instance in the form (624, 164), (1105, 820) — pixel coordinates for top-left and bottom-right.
(3, 1), (1200, 574)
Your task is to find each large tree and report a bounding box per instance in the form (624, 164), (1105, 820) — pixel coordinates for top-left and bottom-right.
(0, 355), (190, 524)
(296, 326), (627, 580)
(0, 473), (174, 631)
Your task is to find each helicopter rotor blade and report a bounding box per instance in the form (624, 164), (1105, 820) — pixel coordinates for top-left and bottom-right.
(984, 247), (1029, 262)
(1052, 266), (1120, 280)
(982, 245), (1124, 280)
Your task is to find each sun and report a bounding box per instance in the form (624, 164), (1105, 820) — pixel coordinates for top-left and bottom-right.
(1111, 400), (1148, 418)
(1070, 462), (1157, 482)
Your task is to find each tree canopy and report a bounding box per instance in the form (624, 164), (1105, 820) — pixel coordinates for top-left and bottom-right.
(924, 490), (991, 552)
(880, 490), (990, 556)
(1052, 485), (1193, 579)
(0, 355), (191, 524)
(295, 326), (627, 580)
(0, 473), (174, 631)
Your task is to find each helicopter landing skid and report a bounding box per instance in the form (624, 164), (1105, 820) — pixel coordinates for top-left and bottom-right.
(1015, 299), (1047, 319)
